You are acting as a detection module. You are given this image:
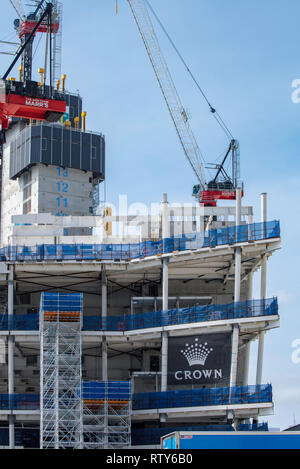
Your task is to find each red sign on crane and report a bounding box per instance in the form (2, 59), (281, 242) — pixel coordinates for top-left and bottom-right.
(0, 80), (66, 129)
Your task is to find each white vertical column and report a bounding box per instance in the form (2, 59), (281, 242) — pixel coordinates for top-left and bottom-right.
(161, 193), (169, 393)
(229, 188), (242, 391)
(161, 193), (169, 240)
(101, 266), (108, 382)
(8, 265), (15, 449)
(256, 193), (267, 386)
(161, 194), (169, 423)
(161, 258), (169, 393)
(243, 271), (253, 386)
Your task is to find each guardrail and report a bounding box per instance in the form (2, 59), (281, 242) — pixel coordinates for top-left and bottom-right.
(82, 381), (131, 401)
(0, 381), (131, 411)
(0, 220), (280, 262)
(0, 298), (278, 332)
(0, 386), (272, 412)
(83, 297), (278, 332)
(0, 394), (39, 411)
(132, 384), (273, 411)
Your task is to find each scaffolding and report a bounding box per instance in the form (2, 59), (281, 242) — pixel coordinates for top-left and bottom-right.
(51, 1), (63, 89)
(82, 381), (131, 449)
(40, 292), (83, 449)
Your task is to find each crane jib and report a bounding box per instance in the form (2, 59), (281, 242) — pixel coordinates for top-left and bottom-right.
(127, 0), (241, 205)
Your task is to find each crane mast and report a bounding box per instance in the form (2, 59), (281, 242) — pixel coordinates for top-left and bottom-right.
(127, 0), (207, 191)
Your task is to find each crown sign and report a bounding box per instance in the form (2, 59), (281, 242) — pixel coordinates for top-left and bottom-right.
(181, 338), (213, 366)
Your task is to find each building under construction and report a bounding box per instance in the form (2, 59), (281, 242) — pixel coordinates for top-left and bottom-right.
(0, 0), (281, 449)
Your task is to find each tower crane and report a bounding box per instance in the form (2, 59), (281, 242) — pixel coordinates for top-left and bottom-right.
(126, 0), (242, 206)
(0, 1), (65, 130)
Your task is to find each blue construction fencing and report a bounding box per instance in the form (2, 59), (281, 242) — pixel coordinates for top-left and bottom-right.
(0, 297), (278, 332)
(0, 394), (39, 410)
(132, 385), (273, 411)
(0, 386), (271, 412)
(0, 220), (280, 262)
(83, 297), (278, 332)
(0, 428), (39, 448)
(82, 381), (131, 401)
(131, 423), (269, 446)
(40, 292), (83, 312)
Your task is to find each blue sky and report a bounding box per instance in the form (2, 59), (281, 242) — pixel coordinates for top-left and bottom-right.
(1, 0), (300, 430)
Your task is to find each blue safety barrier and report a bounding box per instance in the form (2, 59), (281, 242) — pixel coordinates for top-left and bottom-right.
(82, 381), (131, 401)
(0, 220), (280, 262)
(0, 394), (40, 410)
(0, 297), (278, 332)
(132, 384), (272, 411)
(40, 292), (82, 312)
(0, 386), (271, 413)
(0, 428), (39, 448)
(83, 297), (278, 332)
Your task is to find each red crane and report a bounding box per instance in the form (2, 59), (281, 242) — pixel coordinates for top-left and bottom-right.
(0, 1), (65, 131)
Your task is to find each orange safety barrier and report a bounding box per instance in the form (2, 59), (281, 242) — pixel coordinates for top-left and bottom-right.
(44, 311), (81, 322)
(83, 399), (129, 409)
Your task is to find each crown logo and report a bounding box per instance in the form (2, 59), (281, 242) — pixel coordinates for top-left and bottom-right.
(181, 338), (213, 366)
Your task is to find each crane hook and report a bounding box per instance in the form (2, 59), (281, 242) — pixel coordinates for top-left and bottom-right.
(116, 0), (118, 14)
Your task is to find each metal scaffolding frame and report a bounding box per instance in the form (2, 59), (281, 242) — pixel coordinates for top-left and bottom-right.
(82, 381), (131, 449)
(40, 292), (83, 449)
(51, 1), (63, 89)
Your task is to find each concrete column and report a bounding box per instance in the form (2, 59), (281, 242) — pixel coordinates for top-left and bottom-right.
(8, 265), (15, 449)
(161, 193), (169, 240)
(162, 258), (169, 312)
(234, 247), (241, 303)
(247, 270), (253, 301)
(243, 271), (253, 386)
(229, 188), (242, 394)
(161, 257), (169, 392)
(160, 241), (169, 423)
(236, 187), (242, 228)
(260, 256), (267, 300)
(242, 342), (251, 387)
(256, 193), (267, 386)
(101, 266), (108, 382)
(234, 187), (242, 302)
(161, 331), (168, 393)
(261, 192), (267, 227)
(229, 324), (239, 389)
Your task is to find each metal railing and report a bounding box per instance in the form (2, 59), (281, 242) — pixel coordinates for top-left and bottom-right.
(0, 394), (39, 410)
(132, 384), (273, 411)
(83, 297), (278, 332)
(0, 220), (280, 262)
(0, 385), (272, 412)
(82, 381), (131, 401)
(0, 298), (278, 332)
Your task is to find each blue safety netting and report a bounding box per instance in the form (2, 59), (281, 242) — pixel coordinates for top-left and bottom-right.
(0, 297), (278, 332)
(0, 385), (271, 412)
(0, 220), (280, 262)
(40, 292), (83, 312)
(0, 428), (39, 448)
(82, 381), (131, 401)
(0, 394), (39, 410)
(83, 297), (278, 332)
(132, 384), (272, 411)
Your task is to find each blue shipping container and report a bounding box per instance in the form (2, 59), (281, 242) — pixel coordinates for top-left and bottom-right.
(161, 431), (300, 449)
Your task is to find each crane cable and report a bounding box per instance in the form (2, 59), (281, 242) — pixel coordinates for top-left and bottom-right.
(144, 0), (234, 141)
